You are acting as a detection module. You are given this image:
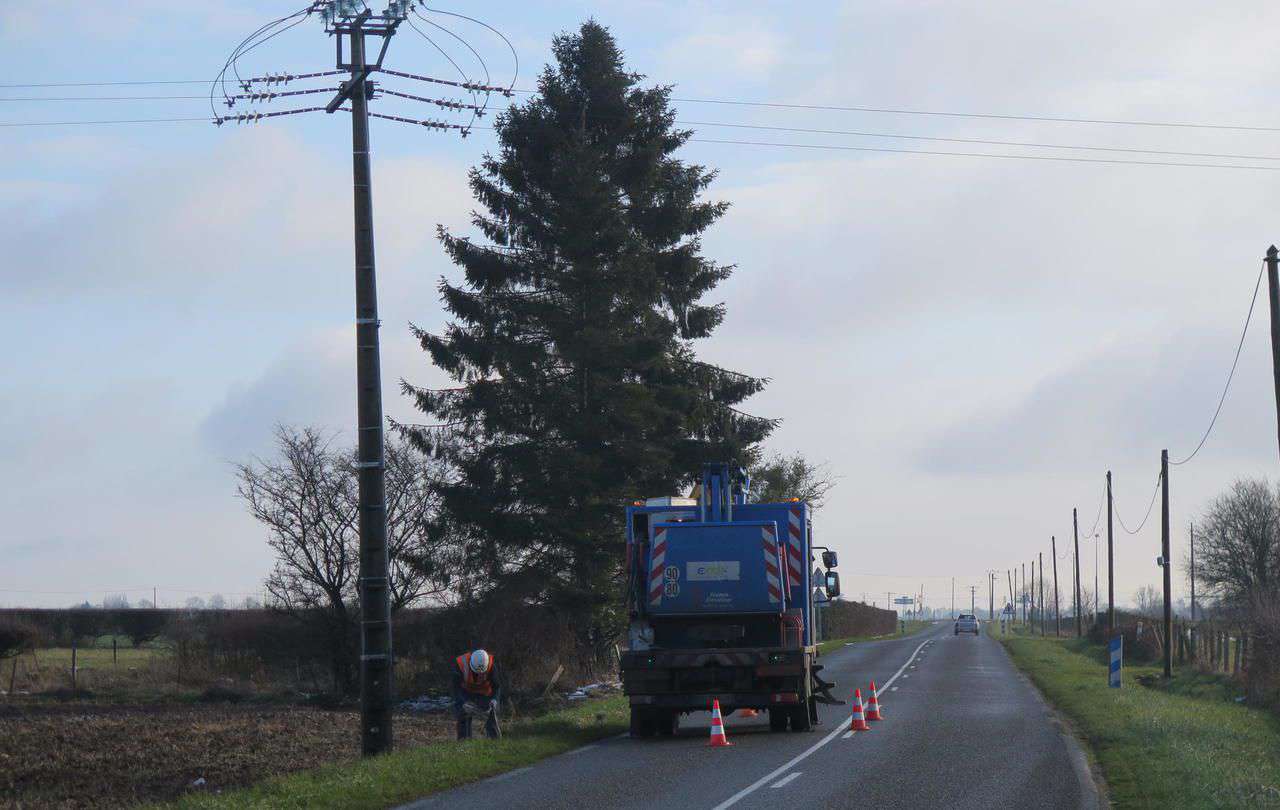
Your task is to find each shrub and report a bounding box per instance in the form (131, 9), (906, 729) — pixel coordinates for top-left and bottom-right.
(0, 618), (40, 660)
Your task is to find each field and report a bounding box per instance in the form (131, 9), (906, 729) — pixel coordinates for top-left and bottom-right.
(155, 696), (629, 810)
(0, 702), (456, 808)
(1000, 633), (1280, 808)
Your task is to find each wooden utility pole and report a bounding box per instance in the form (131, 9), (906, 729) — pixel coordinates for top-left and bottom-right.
(1051, 537), (1060, 636)
(1039, 553), (1045, 635)
(1073, 508), (1082, 637)
(1107, 471), (1115, 633)
(1161, 450), (1172, 679)
(1022, 563), (1027, 624)
(1266, 246), (1280, 461)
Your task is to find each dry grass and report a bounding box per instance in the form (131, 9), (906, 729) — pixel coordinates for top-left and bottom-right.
(0, 702), (454, 808)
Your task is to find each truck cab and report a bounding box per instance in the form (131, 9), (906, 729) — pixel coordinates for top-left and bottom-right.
(621, 463), (841, 736)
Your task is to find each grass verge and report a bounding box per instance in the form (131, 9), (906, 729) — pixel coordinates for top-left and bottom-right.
(1000, 634), (1280, 808)
(817, 620), (933, 654)
(150, 695), (629, 810)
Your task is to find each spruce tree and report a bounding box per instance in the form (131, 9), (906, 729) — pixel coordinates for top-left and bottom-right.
(404, 21), (774, 644)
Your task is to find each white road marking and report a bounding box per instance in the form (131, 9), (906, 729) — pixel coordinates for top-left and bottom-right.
(564, 744), (598, 756)
(710, 635), (932, 810)
(840, 730), (854, 739)
(770, 772), (803, 788)
(483, 766), (532, 784)
(890, 686), (899, 692)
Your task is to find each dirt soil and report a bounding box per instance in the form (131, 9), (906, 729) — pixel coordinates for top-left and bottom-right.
(0, 702), (453, 808)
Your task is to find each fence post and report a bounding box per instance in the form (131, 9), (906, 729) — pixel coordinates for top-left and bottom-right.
(71, 639), (77, 693)
(113, 637), (118, 667)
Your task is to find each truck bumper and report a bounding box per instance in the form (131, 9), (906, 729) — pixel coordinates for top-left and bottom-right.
(621, 647), (812, 711)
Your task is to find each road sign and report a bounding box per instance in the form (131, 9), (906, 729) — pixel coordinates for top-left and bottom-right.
(893, 596), (914, 605)
(1108, 636), (1122, 688)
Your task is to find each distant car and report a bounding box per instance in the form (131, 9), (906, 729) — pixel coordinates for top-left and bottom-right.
(955, 614), (980, 636)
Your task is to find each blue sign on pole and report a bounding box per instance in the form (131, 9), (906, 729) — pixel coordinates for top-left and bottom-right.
(1108, 635), (1123, 688)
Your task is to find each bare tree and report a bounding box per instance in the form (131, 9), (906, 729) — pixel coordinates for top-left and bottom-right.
(208, 594), (227, 610)
(749, 452), (838, 511)
(184, 596), (206, 610)
(102, 594), (130, 609)
(1191, 478), (1280, 613)
(237, 426), (459, 692)
(1134, 585), (1162, 619)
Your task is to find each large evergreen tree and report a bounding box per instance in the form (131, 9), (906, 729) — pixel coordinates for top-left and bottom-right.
(404, 21), (774, 644)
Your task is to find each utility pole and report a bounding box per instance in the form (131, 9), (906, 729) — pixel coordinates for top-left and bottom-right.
(1266, 246), (1280, 461)
(1038, 554), (1045, 635)
(1073, 507), (1082, 638)
(1107, 471), (1115, 634)
(952, 577), (955, 618)
(1161, 449), (1172, 679)
(323, 7), (404, 756)
(969, 585), (976, 614)
(1092, 533), (1098, 627)
(1190, 522), (1196, 622)
(989, 572), (995, 623)
(1022, 562), (1027, 624)
(1051, 536), (1060, 637)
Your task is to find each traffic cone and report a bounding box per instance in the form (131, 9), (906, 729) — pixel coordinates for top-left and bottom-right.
(865, 681), (883, 721)
(849, 689), (871, 732)
(708, 699), (732, 747)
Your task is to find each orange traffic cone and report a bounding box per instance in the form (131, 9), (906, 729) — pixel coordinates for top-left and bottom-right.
(865, 681), (883, 721)
(708, 699), (733, 747)
(849, 689), (871, 732)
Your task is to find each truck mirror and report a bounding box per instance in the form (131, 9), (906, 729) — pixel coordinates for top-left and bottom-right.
(822, 551), (838, 569)
(824, 571), (841, 599)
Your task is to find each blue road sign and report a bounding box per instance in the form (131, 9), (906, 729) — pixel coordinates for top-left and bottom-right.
(1108, 635), (1123, 688)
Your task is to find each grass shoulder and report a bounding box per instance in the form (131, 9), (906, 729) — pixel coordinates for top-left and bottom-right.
(999, 634), (1280, 808)
(817, 620), (934, 655)
(151, 695), (629, 810)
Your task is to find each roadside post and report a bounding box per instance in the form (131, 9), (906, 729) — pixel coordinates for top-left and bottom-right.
(1109, 635), (1123, 688)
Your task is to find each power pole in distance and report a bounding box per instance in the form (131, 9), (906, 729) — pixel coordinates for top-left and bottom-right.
(1022, 562), (1027, 624)
(1051, 536), (1060, 637)
(1073, 507), (1082, 638)
(1266, 246), (1280, 462)
(1038, 552), (1045, 636)
(1107, 470), (1115, 634)
(970, 585), (976, 615)
(1161, 450), (1172, 679)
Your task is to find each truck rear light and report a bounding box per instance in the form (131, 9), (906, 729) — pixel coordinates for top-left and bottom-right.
(770, 693), (799, 704)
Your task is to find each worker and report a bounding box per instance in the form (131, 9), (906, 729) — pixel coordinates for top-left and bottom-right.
(453, 648), (503, 739)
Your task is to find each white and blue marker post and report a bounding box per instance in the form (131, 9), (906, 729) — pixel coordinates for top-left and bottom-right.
(1108, 635), (1123, 688)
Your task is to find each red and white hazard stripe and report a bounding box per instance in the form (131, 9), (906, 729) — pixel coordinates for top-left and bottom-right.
(762, 525), (783, 604)
(787, 508), (804, 590)
(648, 527), (668, 606)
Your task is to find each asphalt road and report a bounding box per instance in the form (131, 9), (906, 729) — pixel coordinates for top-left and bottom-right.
(401, 622), (1100, 810)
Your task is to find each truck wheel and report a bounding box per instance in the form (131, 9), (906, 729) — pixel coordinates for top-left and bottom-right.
(629, 707), (656, 738)
(789, 703), (813, 732)
(768, 708), (788, 732)
(655, 709), (678, 736)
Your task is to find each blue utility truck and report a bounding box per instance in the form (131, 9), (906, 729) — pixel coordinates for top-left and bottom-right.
(621, 463), (842, 736)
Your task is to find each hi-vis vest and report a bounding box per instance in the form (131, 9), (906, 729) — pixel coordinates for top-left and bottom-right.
(456, 652), (496, 697)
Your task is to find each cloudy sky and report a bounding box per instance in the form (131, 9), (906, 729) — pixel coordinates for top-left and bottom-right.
(4, 1), (1279, 611)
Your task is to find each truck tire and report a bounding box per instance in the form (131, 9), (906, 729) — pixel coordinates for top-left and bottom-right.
(768, 708), (789, 732)
(629, 707), (656, 738)
(789, 704), (813, 731)
(655, 709), (679, 736)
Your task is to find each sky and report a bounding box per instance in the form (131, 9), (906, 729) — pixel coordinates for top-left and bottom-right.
(3, 1), (1280, 612)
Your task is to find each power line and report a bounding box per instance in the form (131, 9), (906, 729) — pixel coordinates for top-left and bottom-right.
(1113, 471), (1163, 535)
(687, 137), (1280, 172)
(0, 117), (210, 126)
(1169, 260), (1267, 466)
(8, 78), (1280, 133)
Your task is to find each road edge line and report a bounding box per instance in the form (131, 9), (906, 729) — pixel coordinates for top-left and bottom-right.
(709, 634), (933, 810)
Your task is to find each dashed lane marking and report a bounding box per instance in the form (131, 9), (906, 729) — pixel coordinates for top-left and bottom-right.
(710, 636), (932, 810)
(770, 773), (803, 788)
